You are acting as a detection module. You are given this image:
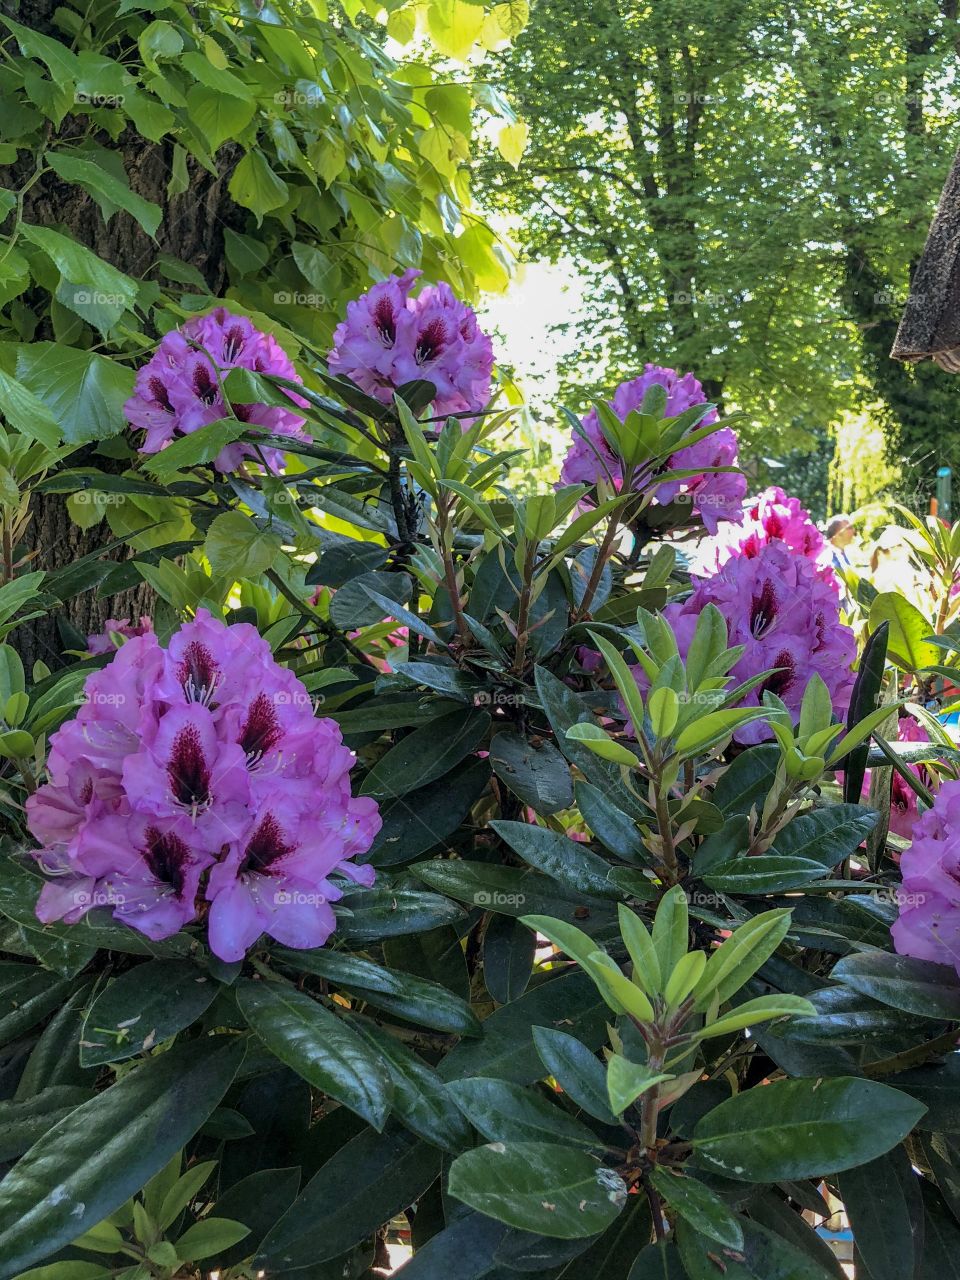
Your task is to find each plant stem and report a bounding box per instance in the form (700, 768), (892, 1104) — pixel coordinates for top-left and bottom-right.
(438, 498), (473, 647)
(640, 1041), (666, 1157)
(653, 782), (679, 884)
(511, 541), (538, 674)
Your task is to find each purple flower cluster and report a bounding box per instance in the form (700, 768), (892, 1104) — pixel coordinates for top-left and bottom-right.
(327, 269), (494, 419)
(125, 308), (308, 473)
(559, 366), (747, 534)
(892, 779), (960, 973)
(27, 611), (380, 962)
(659, 540), (856, 744)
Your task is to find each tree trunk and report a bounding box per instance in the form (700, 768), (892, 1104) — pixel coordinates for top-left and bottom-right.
(1, 0), (244, 667)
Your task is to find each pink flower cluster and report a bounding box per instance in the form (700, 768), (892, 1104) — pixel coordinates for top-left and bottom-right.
(694, 487), (835, 590)
(27, 611), (380, 962)
(559, 366), (747, 534)
(87, 616), (154, 656)
(125, 308), (308, 473)
(892, 779), (960, 973)
(327, 269), (494, 419)
(658, 540), (856, 744)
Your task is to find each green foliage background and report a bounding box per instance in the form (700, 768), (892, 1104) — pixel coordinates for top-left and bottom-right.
(477, 0), (960, 486)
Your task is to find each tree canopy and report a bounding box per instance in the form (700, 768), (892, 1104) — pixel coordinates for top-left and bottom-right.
(478, 0), (960, 480)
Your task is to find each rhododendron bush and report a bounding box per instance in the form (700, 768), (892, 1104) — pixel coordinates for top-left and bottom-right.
(2, 281), (960, 1280)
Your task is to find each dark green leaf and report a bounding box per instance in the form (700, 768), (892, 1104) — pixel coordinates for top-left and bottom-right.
(490, 732), (574, 815)
(0, 1035), (245, 1275)
(352, 1020), (473, 1153)
(413, 859), (617, 928)
(703, 856), (830, 894)
(329, 570), (412, 630)
(440, 972), (608, 1086)
(838, 1145), (922, 1280)
(490, 820), (622, 900)
(650, 1169), (743, 1250)
(271, 947), (480, 1037)
(532, 1026), (616, 1124)
(711, 745), (780, 817)
(80, 960), (218, 1065)
(677, 1216), (839, 1280)
(831, 951), (960, 1020)
(483, 914), (535, 1004)
(842, 621), (889, 802)
(574, 780), (646, 862)
(447, 1077), (602, 1149)
(390, 1210), (507, 1279)
(360, 709), (490, 799)
(693, 1077), (926, 1181)
(447, 1142), (627, 1239)
(0, 1086), (92, 1162)
(336, 887), (466, 940)
(256, 1126), (441, 1268)
(366, 757), (490, 867)
(767, 804), (878, 867)
(920, 1183), (960, 1280)
(210, 1167), (301, 1268)
(15, 982), (94, 1096)
(236, 978), (393, 1130)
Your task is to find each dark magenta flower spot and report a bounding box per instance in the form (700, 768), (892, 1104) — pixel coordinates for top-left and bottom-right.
(750, 581), (779, 638)
(177, 640), (220, 704)
(759, 649), (795, 698)
(415, 317), (449, 365)
(241, 812), (297, 874)
(143, 825), (190, 897)
(148, 376), (174, 412)
(373, 296), (397, 346)
(222, 323), (247, 363)
(239, 693), (282, 763)
(167, 725), (211, 808)
(192, 362), (219, 405)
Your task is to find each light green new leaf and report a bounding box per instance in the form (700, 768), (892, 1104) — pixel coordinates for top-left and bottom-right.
(693, 908), (792, 1009)
(565, 722), (640, 766)
(606, 1055), (673, 1116)
(617, 904), (662, 994)
(695, 994), (815, 1040)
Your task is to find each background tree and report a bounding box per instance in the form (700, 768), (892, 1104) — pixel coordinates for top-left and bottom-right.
(0, 0), (522, 665)
(478, 0), (960, 485)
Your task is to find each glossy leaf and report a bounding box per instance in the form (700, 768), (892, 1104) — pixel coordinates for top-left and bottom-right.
(693, 1076), (926, 1181)
(447, 1141), (627, 1239)
(236, 979), (393, 1130)
(0, 1036), (245, 1274)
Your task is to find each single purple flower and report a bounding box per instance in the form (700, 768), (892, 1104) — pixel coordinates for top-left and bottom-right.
(206, 800), (378, 962)
(125, 308), (308, 473)
(559, 365), (746, 533)
(328, 269), (494, 419)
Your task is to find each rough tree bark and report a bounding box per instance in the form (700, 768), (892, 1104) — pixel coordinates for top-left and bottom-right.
(0, 0), (245, 668)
